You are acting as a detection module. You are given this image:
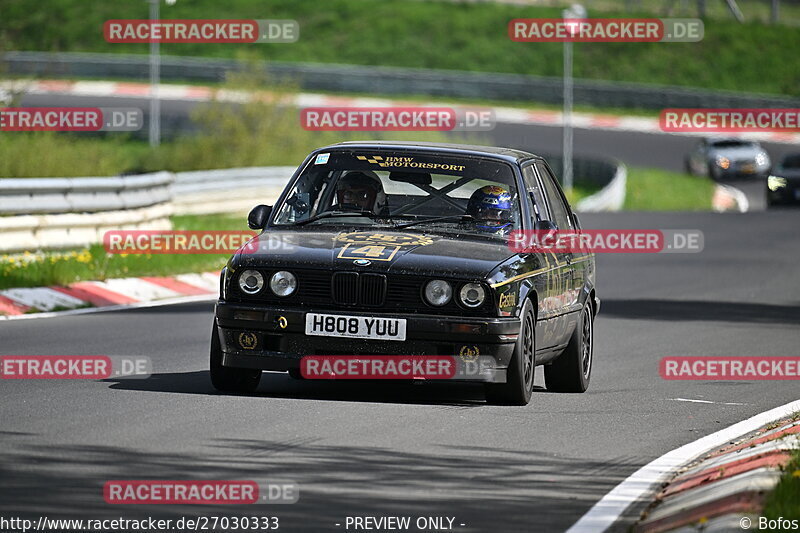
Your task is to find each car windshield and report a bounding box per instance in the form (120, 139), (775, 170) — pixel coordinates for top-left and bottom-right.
(710, 140), (755, 149)
(272, 150), (521, 238)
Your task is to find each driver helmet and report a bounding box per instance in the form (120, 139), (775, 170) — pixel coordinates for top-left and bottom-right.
(335, 171), (387, 214)
(467, 185), (514, 233)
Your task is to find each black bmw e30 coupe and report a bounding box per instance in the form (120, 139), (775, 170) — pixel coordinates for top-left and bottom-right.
(210, 141), (599, 405)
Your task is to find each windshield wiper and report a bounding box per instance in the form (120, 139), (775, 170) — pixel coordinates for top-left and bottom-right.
(393, 214), (476, 229)
(293, 211), (388, 226)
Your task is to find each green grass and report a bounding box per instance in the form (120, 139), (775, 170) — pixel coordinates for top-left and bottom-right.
(1, 0), (799, 97)
(573, 0), (800, 25)
(0, 133), (151, 178)
(624, 167), (715, 210)
(0, 214), (245, 290)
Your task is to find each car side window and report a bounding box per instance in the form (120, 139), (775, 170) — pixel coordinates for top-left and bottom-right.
(521, 164), (548, 221)
(536, 163), (573, 230)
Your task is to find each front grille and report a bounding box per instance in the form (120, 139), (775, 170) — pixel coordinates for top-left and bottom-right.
(332, 272), (359, 305)
(332, 272), (386, 306)
(360, 273), (387, 306)
(234, 269), (490, 315)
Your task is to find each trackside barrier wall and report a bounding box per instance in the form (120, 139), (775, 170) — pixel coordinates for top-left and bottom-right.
(576, 162), (627, 212)
(171, 166), (295, 215)
(0, 172), (174, 253)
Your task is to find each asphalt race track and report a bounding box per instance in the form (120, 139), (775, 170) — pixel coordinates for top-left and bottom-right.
(2, 211), (799, 532)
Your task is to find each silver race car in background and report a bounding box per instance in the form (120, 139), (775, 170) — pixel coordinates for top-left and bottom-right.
(685, 137), (771, 180)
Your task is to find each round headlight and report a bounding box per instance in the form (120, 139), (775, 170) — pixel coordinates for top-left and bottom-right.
(270, 271), (297, 297)
(715, 156), (730, 169)
(459, 283), (486, 308)
(755, 151), (770, 167)
(238, 269), (264, 295)
(424, 280), (452, 306)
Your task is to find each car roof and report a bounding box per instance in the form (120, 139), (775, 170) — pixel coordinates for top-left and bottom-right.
(316, 141), (543, 164)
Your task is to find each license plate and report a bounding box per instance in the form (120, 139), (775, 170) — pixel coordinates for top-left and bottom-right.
(741, 164), (755, 173)
(305, 313), (407, 341)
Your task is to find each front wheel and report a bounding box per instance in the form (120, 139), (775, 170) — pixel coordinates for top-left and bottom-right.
(545, 299), (593, 393)
(485, 298), (535, 406)
(209, 324), (261, 393)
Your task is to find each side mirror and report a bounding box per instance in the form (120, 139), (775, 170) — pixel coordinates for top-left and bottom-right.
(247, 204), (272, 230)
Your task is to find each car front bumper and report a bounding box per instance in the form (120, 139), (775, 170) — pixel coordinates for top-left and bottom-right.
(214, 301), (520, 381)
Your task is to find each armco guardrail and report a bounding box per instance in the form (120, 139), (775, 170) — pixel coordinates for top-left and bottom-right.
(0, 205), (174, 253)
(0, 172), (172, 215)
(0, 172), (174, 253)
(173, 166), (295, 193)
(0, 167), (294, 253)
(172, 166), (294, 215)
(4, 51), (799, 111)
(539, 153), (626, 212)
(576, 162), (627, 212)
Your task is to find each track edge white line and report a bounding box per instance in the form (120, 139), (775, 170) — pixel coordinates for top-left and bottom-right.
(565, 398), (800, 533)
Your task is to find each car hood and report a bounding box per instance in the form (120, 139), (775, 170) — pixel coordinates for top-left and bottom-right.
(233, 227), (516, 279)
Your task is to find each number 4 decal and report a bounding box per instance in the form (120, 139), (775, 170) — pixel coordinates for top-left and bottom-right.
(352, 245), (388, 257)
(338, 243), (401, 261)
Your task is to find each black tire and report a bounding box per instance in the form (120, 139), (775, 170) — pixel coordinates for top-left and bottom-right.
(545, 300), (593, 393)
(209, 324), (261, 393)
(485, 298), (535, 406)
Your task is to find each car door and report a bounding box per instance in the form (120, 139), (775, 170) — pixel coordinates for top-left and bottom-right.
(522, 161), (564, 349)
(534, 162), (579, 348)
